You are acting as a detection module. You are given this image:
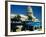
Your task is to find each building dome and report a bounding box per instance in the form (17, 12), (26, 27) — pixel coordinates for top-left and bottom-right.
(27, 6), (33, 14)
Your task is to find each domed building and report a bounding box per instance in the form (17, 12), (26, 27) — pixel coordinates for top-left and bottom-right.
(11, 6), (41, 32)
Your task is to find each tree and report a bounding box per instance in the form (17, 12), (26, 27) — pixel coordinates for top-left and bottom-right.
(12, 14), (21, 21)
(13, 16), (17, 21)
(28, 15), (32, 20)
(17, 14), (21, 21)
(21, 21), (26, 31)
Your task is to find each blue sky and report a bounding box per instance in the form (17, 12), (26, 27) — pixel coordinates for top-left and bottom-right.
(11, 5), (42, 21)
